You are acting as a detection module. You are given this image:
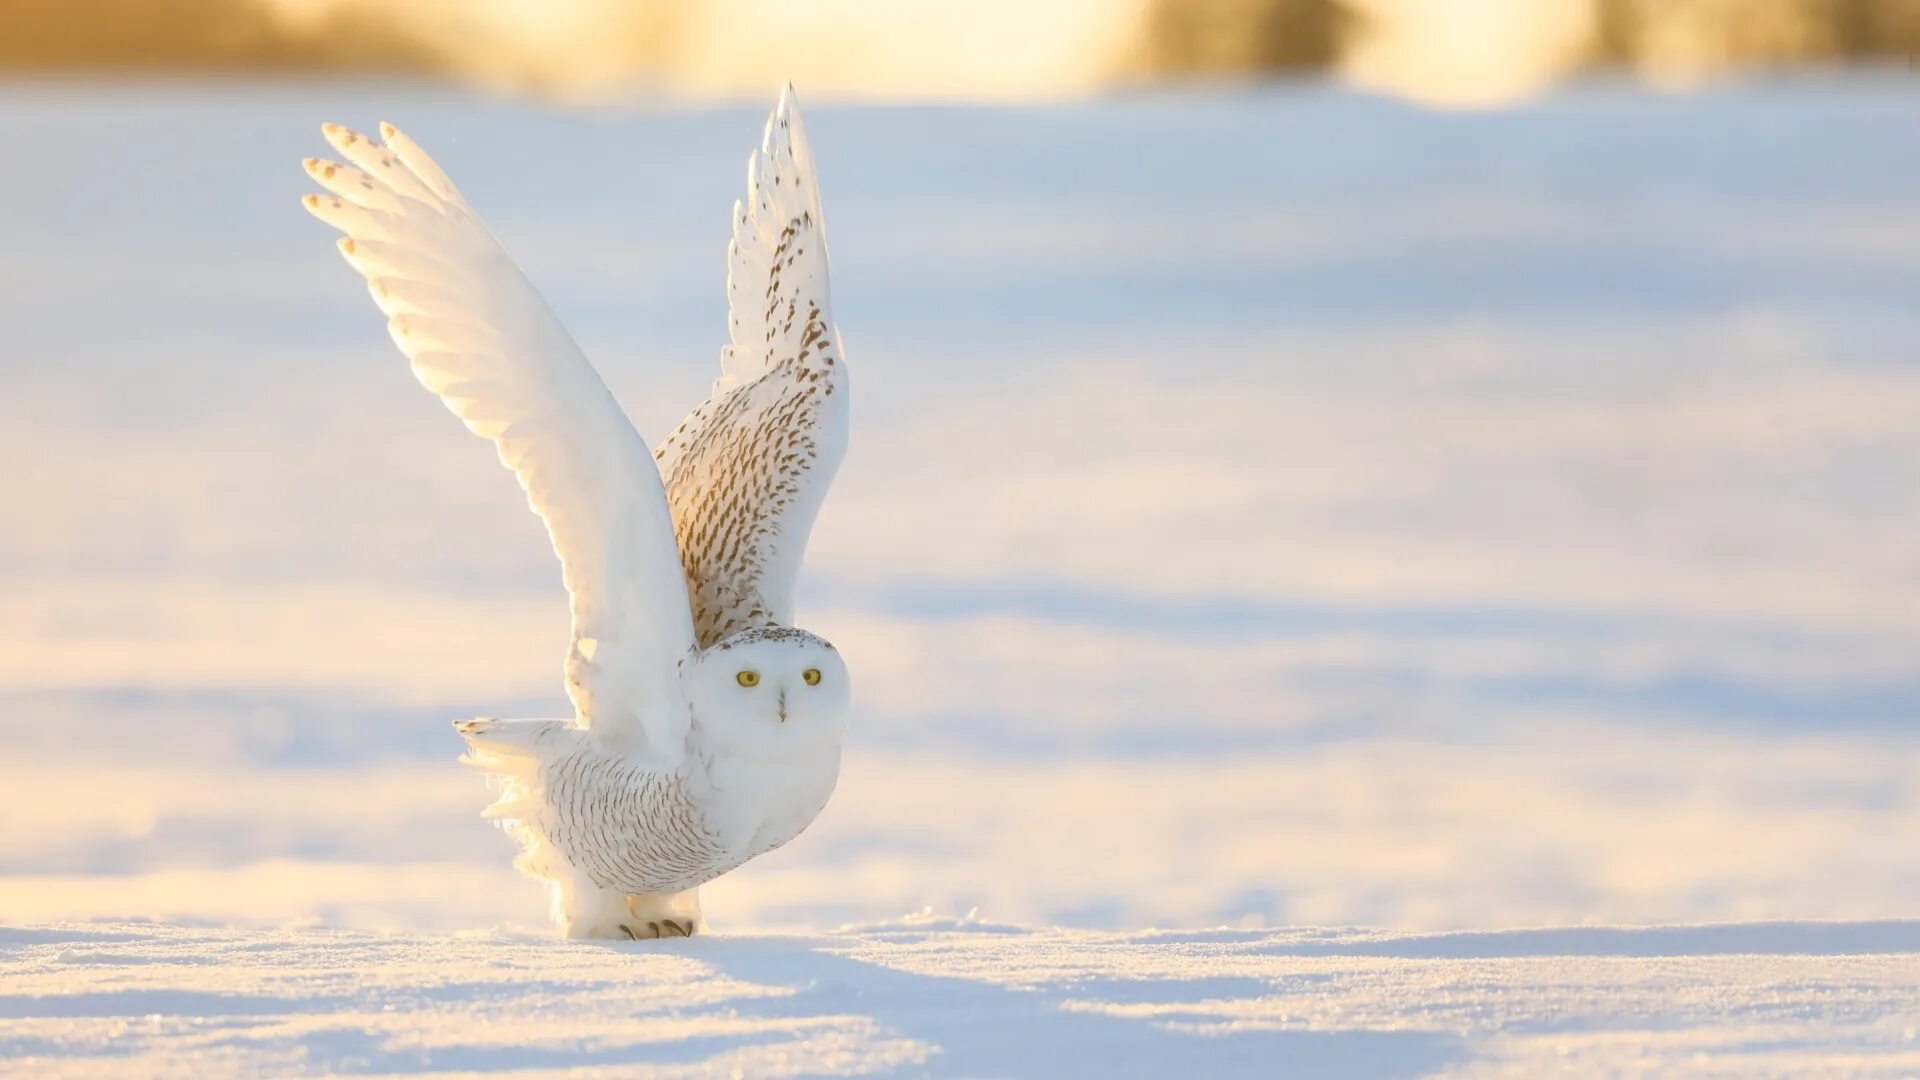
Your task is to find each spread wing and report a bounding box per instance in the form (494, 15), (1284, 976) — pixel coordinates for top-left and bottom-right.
(302, 122), (697, 752)
(654, 86), (850, 647)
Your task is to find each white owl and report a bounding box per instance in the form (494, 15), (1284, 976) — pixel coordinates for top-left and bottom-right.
(302, 87), (851, 939)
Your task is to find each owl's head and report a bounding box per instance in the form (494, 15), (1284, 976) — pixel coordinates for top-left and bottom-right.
(685, 625), (850, 755)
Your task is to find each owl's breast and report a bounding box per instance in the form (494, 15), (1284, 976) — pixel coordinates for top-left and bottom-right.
(701, 741), (843, 863)
(539, 749), (732, 896)
(527, 729), (841, 897)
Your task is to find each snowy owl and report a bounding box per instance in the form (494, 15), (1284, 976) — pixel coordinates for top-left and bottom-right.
(301, 87), (851, 939)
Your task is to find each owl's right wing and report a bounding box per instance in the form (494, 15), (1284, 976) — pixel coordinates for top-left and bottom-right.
(302, 122), (697, 753)
(653, 87), (849, 647)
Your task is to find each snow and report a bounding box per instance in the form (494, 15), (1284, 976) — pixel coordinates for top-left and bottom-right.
(2, 75), (1920, 1074)
(4, 920), (1917, 1077)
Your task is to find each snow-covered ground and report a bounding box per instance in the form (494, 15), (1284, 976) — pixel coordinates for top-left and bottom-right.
(6, 919), (1919, 1078)
(2, 76), (1918, 1074)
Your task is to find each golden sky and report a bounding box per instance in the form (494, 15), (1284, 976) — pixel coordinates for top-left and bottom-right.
(2, 0), (1914, 107)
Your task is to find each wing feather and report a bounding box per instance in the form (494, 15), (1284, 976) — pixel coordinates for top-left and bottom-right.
(656, 86), (849, 646)
(304, 126), (696, 752)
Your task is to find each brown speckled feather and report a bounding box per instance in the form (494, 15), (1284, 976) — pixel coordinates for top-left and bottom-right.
(654, 86), (848, 647)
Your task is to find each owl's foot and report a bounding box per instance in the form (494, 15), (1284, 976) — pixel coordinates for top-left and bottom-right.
(623, 889), (704, 939)
(553, 875), (704, 939)
(556, 879), (641, 939)
(617, 918), (696, 939)
(559, 899), (694, 940)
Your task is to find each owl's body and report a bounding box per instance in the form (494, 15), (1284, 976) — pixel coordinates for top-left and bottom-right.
(304, 88), (853, 938)
(458, 626), (849, 936)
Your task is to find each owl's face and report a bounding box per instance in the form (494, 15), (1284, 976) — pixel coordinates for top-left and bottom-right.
(686, 626), (850, 756)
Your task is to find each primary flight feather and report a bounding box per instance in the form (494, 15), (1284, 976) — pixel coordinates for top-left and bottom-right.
(303, 87), (850, 939)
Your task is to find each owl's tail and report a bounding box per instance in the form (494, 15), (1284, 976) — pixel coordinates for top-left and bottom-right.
(453, 717), (570, 759)
(453, 718), (576, 886)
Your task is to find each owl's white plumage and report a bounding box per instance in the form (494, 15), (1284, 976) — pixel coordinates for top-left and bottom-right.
(303, 87), (850, 938)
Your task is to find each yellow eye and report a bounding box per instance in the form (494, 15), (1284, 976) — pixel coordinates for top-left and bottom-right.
(736, 670), (760, 687)
(803, 668), (821, 686)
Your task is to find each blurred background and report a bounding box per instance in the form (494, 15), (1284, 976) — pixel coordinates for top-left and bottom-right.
(5, 0), (1920, 104)
(0, 0), (1916, 932)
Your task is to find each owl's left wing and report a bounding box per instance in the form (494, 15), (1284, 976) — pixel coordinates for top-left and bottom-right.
(654, 86), (849, 647)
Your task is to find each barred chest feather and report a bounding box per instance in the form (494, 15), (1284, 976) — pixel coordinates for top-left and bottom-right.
(531, 736), (841, 897)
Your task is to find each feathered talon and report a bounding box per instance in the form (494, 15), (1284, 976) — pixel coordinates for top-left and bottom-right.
(612, 918), (693, 940)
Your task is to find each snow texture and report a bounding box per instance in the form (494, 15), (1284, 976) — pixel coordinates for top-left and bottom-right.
(3, 920), (1917, 1077)
(3, 74), (1920, 1075)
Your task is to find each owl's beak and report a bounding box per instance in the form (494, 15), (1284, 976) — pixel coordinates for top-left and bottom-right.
(777, 688), (787, 723)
